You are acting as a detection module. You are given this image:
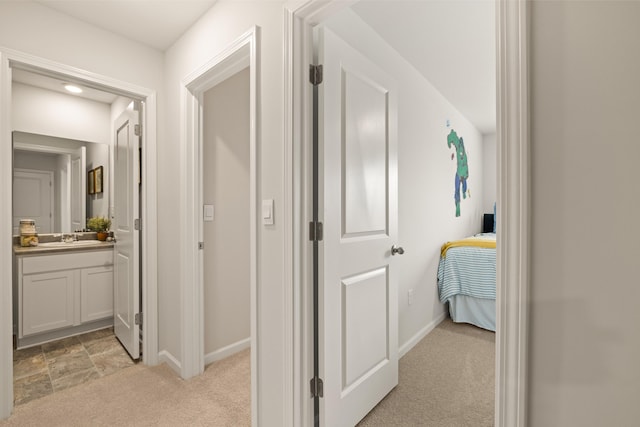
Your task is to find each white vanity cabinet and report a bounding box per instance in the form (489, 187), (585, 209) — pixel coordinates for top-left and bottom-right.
(16, 249), (113, 348)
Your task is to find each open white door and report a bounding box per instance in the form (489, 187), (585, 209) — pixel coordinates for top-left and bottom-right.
(113, 107), (140, 360)
(70, 146), (86, 232)
(317, 27), (399, 426)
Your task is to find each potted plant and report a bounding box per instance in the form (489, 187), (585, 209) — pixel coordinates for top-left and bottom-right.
(87, 216), (112, 241)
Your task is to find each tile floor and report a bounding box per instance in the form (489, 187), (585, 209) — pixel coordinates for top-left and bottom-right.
(13, 328), (137, 406)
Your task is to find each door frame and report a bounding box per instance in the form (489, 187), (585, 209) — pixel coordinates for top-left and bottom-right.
(179, 26), (259, 426)
(0, 48), (159, 419)
(283, 0), (530, 426)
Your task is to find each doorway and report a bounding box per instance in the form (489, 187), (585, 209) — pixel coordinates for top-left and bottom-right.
(0, 50), (158, 417)
(284, 1), (530, 426)
(180, 26), (259, 425)
(202, 67), (252, 366)
(11, 73), (137, 405)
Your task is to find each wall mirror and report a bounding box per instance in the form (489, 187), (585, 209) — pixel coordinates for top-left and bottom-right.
(12, 131), (110, 234)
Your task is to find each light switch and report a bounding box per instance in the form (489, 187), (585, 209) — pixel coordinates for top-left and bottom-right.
(262, 199), (274, 225)
(203, 204), (214, 222)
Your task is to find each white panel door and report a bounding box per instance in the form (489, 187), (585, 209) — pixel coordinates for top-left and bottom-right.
(318, 28), (399, 427)
(70, 146), (86, 232)
(113, 108), (140, 360)
(12, 169), (53, 234)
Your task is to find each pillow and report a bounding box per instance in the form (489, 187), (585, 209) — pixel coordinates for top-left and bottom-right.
(493, 202), (496, 233)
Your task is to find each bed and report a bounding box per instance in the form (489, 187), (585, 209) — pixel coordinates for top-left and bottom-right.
(437, 232), (496, 331)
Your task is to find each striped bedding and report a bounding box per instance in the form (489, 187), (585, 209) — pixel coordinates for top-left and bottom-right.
(437, 233), (496, 303)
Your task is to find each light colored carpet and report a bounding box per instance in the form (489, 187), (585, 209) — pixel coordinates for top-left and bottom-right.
(1, 319), (493, 427)
(358, 317), (495, 426)
(0, 348), (250, 427)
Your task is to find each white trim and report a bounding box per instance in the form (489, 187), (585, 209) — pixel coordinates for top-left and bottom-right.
(283, 4), (315, 426)
(0, 49), (159, 420)
(283, 8), (299, 427)
(285, 1), (529, 426)
(398, 312), (447, 359)
(140, 93), (159, 366)
(158, 350), (182, 373)
(14, 141), (80, 155)
(180, 26), (259, 427)
(204, 338), (251, 366)
(495, 1), (529, 426)
(0, 51), (14, 420)
(178, 82), (202, 380)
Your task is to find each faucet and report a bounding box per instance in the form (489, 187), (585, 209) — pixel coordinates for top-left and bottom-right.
(61, 233), (76, 243)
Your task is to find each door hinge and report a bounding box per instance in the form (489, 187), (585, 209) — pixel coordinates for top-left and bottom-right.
(309, 221), (323, 242)
(198, 241), (205, 250)
(310, 377), (324, 398)
(309, 64), (323, 85)
(134, 218), (142, 231)
(135, 312), (143, 326)
(134, 124), (141, 136)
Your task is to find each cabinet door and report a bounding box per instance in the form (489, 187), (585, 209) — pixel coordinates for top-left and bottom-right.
(81, 266), (114, 323)
(22, 270), (76, 336)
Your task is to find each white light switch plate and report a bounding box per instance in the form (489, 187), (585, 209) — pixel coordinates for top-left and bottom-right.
(203, 204), (214, 222)
(262, 199), (274, 225)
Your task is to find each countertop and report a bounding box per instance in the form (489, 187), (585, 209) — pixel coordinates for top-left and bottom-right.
(14, 240), (114, 256)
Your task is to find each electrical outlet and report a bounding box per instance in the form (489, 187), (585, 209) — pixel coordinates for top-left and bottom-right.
(408, 289), (414, 306)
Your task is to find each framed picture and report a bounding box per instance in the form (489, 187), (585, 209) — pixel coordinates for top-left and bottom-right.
(94, 166), (103, 193)
(88, 169), (95, 194)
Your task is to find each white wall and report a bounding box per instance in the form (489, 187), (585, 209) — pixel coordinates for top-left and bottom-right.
(325, 9), (485, 350)
(163, 2), (285, 424)
(203, 67), (251, 358)
(0, 2), (164, 91)
(529, 2), (640, 425)
(12, 82), (110, 144)
(482, 133), (496, 214)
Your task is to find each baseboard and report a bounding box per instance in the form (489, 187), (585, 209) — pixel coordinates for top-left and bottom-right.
(158, 350), (181, 374)
(204, 337), (251, 366)
(398, 311), (447, 358)
(17, 318), (113, 350)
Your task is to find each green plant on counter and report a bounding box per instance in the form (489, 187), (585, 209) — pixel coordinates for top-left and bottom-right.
(86, 216), (111, 232)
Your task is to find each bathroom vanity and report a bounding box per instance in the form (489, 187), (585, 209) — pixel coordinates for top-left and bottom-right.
(13, 240), (114, 349)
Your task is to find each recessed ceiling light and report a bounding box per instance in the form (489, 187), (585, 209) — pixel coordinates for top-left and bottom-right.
(63, 84), (83, 94)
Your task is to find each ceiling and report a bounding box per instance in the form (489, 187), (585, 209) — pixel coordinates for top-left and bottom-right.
(21, 1), (495, 134)
(12, 69), (119, 104)
(351, 0), (496, 134)
(35, 0), (217, 51)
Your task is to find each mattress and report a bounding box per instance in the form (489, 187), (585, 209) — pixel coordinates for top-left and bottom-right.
(437, 233), (496, 302)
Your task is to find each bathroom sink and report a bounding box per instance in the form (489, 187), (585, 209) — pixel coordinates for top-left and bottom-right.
(38, 240), (106, 248)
